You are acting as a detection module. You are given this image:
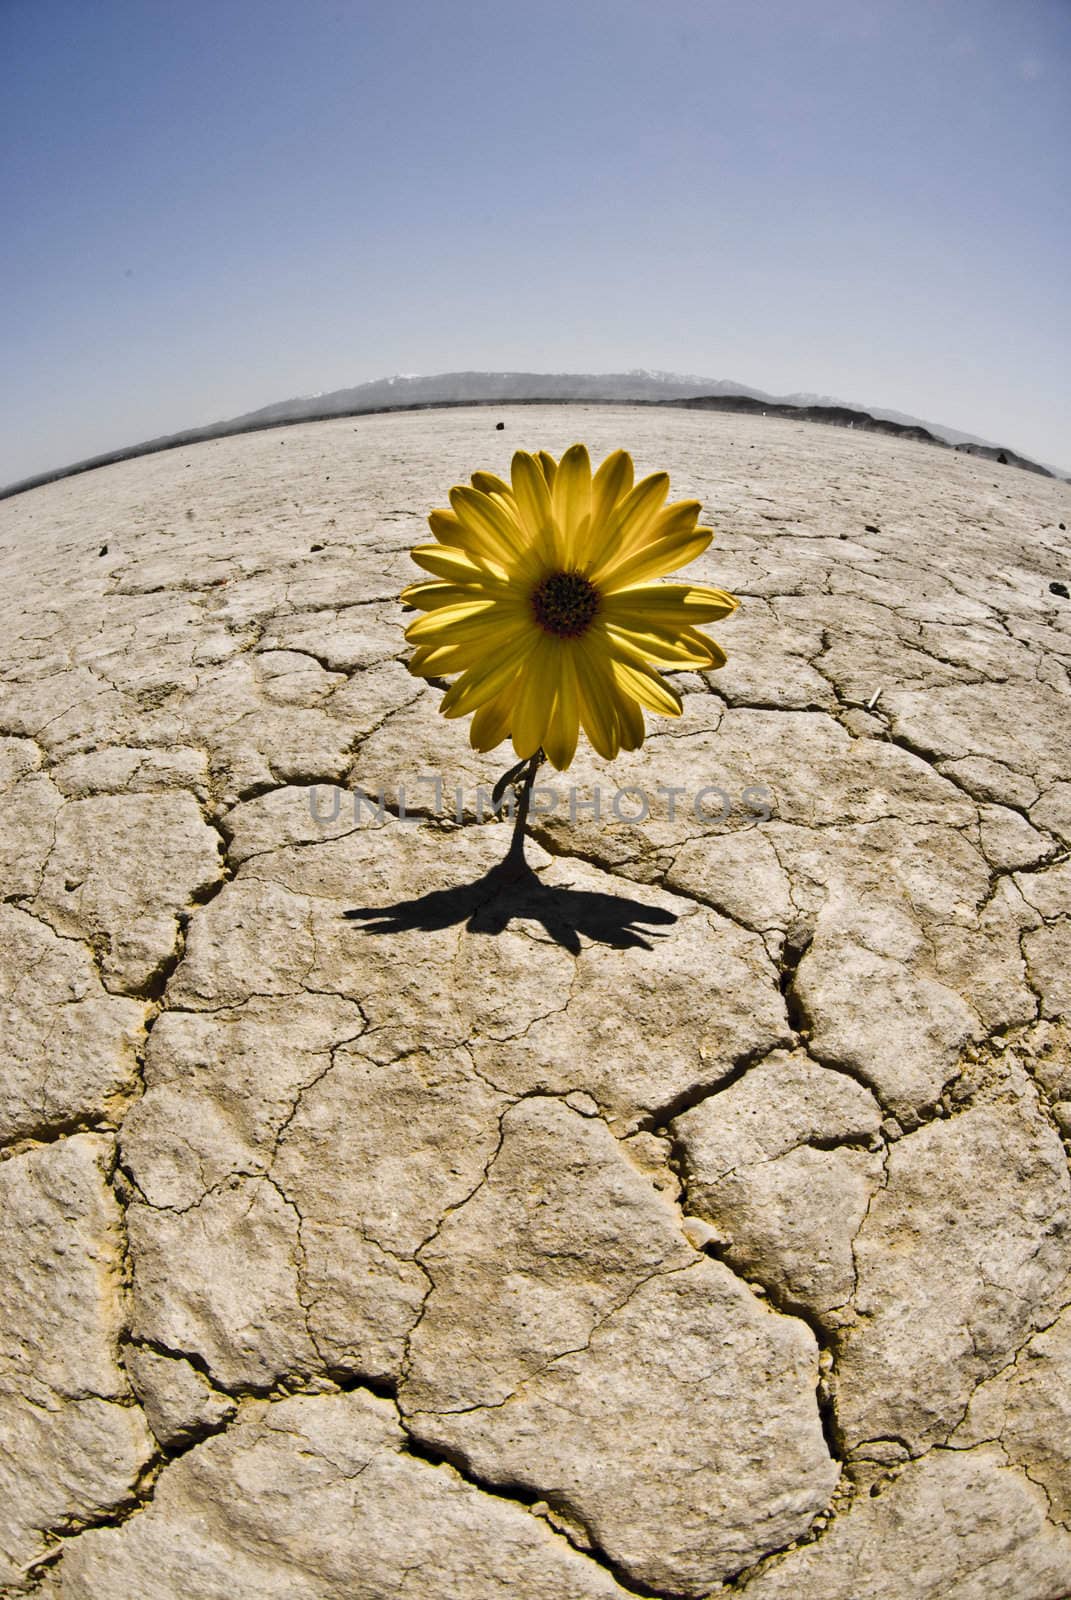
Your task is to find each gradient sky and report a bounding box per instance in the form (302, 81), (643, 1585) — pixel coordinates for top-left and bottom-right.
(2, 0), (1069, 485)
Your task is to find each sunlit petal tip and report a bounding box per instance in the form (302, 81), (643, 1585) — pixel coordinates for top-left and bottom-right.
(593, 447), (634, 481)
(467, 685), (516, 752)
(511, 449), (551, 503)
(542, 738), (575, 773)
(683, 582), (738, 609)
(555, 444), (592, 500)
(639, 469), (670, 497)
(537, 450), (558, 487)
(427, 508), (464, 542)
(591, 448), (635, 523)
(618, 696), (646, 750)
(409, 544), (493, 584)
(471, 469), (513, 498)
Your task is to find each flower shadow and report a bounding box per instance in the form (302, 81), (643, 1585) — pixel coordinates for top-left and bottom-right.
(343, 860), (677, 955)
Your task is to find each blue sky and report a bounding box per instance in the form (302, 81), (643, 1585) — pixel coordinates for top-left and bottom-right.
(2, 0), (1069, 483)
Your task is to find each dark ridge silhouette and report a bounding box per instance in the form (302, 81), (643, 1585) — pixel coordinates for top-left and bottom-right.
(665, 393), (945, 446)
(955, 440), (1052, 474)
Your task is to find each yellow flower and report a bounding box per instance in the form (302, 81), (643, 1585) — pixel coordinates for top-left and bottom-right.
(401, 444), (738, 772)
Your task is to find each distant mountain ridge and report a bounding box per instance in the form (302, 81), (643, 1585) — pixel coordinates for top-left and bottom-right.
(230, 370), (1063, 477)
(235, 369), (776, 425)
(2, 370), (1065, 500)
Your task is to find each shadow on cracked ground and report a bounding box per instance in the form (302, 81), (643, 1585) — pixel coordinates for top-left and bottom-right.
(344, 858), (678, 953)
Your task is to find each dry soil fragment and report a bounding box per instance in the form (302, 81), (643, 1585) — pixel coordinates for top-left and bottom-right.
(403, 1098), (836, 1596)
(0, 1136), (154, 1585)
(0, 904), (146, 1144)
(836, 1080), (1070, 1453)
(32, 792), (222, 993)
(722, 1445), (1071, 1600)
(675, 1050), (884, 1315)
(55, 1390), (633, 1599)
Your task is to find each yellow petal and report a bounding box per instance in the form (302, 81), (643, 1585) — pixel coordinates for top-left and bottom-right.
(404, 601), (524, 645)
(604, 621), (719, 667)
(647, 498), (704, 543)
(409, 544), (495, 583)
(591, 449), (634, 526)
(417, 603), (536, 668)
(611, 657), (683, 718)
(439, 632), (536, 716)
(510, 636), (554, 759)
(542, 645), (581, 771)
(574, 637), (621, 760)
(427, 511), (509, 575)
(616, 689), (646, 750)
(552, 444), (592, 566)
(625, 502), (711, 574)
(585, 472), (670, 578)
(601, 618), (719, 672)
(699, 635), (728, 670)
(470, 689), (516, 752)
(428, 508), (465, 544)
(597, 526), (713, 593)
(407, 647), (442, 677)
(537, 450), (558, 489)
(511, 450), (562, 565)
(471, 470), (513, 498)
(409, 639), (497, 675)
(602, 582), (738, 627)
(449, 485), (528, 567)
(401, 580), (500, 612)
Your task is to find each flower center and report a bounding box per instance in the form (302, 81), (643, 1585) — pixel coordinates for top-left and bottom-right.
(530, 571), (600, 638)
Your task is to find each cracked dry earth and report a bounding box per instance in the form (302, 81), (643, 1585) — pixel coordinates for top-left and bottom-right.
(1, 406), (1070, 1600)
